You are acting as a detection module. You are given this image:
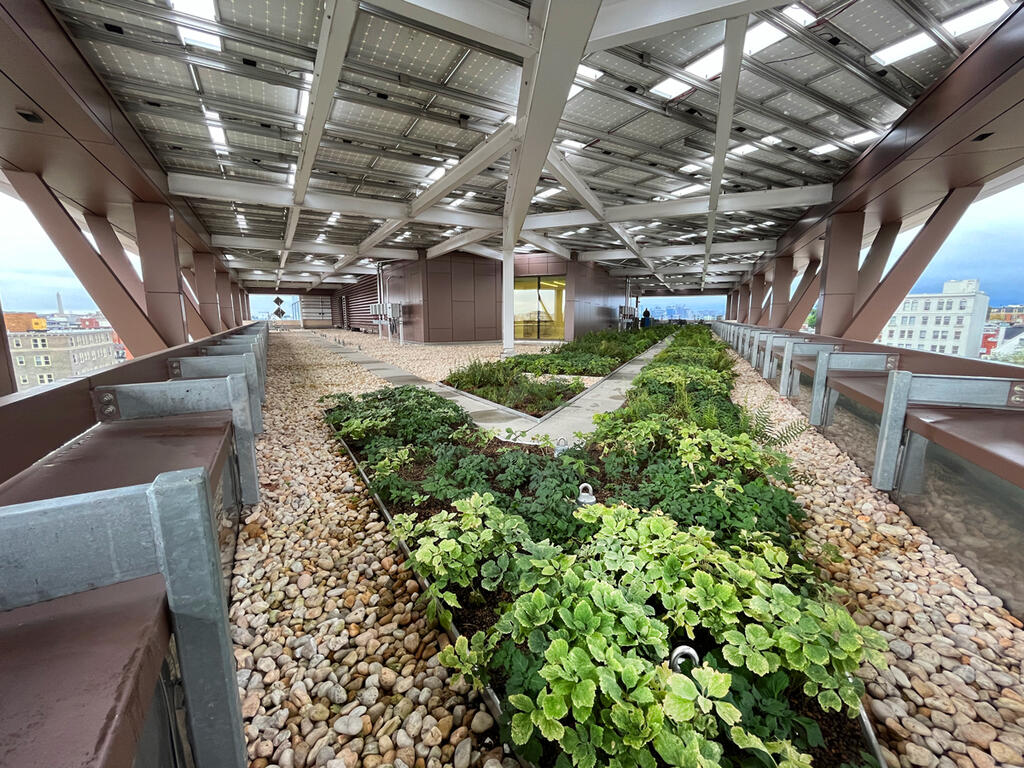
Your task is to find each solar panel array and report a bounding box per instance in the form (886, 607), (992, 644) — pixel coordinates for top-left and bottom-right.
(50, 0), (1011, 292)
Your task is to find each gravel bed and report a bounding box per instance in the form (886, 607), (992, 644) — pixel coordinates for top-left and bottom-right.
(230, 332), (508, 768)
(727, 350), (1024, 768)
(318, 330), (546, 383)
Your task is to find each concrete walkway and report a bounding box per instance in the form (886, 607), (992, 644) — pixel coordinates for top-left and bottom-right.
(312, 332), (673, 443)
(522, 335), (672, 443)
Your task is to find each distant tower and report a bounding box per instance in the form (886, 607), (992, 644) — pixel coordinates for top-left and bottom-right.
(56, 292), (64, 314)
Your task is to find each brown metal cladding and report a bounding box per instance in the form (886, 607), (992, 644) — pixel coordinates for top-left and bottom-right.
(0, 574), (170, 768)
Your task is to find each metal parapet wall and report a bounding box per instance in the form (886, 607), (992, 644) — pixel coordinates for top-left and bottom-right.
(0, 321), (268, 768)
(713, 319), (1024, 614)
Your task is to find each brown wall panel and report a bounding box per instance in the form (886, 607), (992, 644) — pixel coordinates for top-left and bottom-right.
(451, 258), (475, 302)
(426, 265), (454, 341)
(515, 254), (568, 277)
(361, 253), (622, 344)
(452, 301), (476, 342)
(474, 263), (498, 337)
(567, 261), (625, 337)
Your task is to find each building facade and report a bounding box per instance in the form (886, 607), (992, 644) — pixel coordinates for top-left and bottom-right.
(8, 329), (119, 391)
(989, 305), (1024, 323)
(3, 312), (47, 332)
(877, 279), (989, 357)
(337, 252), (625, 343)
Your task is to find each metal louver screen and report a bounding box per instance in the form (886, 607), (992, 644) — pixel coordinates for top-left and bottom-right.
(340, 275), (378, 331)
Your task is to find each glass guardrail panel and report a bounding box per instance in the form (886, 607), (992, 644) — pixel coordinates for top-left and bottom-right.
(895, 437), (1024, 616)
(792, 372), (813, 418)
(823, 392), (882, 478)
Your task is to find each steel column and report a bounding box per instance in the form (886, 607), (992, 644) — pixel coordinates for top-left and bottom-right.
(874, 370), (914, 491)
(5, 172), (167, 355)
(737, 282), (750, 323)
(501, 248), (514, 356)
(816, 211), (865, 336)
(231, 282), (244, 327)
(134, 203), (188, 346)
(85, 215), (146, 310)
(193, 253), (223, 332)
(783, 263), (820, 330)
(179, 268), (213, 340)
(147, 470), (248, 768)
(854, 220), (902, 313)
(748, 273), (766, 325)
(769, 256), (793, 327)
(217, 272), (236, 328)
(844, 187), (981, 341)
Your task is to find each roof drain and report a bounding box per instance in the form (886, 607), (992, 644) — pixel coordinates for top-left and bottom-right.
(669, 645), (701, 672)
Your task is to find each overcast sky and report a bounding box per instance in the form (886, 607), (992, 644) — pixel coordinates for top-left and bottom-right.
(2, 183), (1022, 317)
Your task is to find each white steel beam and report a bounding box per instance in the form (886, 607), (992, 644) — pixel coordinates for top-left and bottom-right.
(520, 231), (570, 259)
(307, 253), (363, 290)
(426, 228), (497, 259)
(544, 147), (646, 269)
(521, 184), (833, 230)
(366, 0), (536, 58)
(358, 218), (406, 253)
(410, 123), (517, 216)
(545, 148), (604, 220)
(168, 174), (503, 229)
(462, 243), (503, 261)
(611, 263), (752, 277)
(211, 235), (417, 261)
(293, 0), (358, 205)
(607, 223), (641, 257)
(502, 0), (602, 250)
(580, 240), (776, 261)
(587, 0), (786, 53)
(229, 259), (336, 273)
(702, 15), (746, 287)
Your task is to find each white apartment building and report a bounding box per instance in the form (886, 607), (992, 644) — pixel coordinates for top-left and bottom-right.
(878, 279), (989, 357)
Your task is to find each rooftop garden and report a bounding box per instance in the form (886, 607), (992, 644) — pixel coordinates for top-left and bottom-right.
(323, 325), (885, 768)
(443, 326), (677, 416)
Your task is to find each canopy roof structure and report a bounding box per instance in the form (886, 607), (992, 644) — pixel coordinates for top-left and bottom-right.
(39, 0), (1016, 295)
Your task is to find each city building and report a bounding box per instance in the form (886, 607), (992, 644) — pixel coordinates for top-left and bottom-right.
(877, 280), (990, 357)
(989, 304), (1024, 323)
(982, 325), (1024, 360)
(8, 329), (119, 391)
(3, 312), (46, 333)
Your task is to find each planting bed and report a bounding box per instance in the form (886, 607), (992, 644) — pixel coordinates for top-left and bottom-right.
(324, 326), (889, 768)
(443, 327), (676, 416)
(230, 334), (506, 768)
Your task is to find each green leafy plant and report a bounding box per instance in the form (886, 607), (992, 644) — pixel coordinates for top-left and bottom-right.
(742, 405), (810, 447)
(324, 324), (888, 768)
(390, 492), (529, 626)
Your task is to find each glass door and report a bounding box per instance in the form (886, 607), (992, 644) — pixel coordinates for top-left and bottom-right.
(514, 276), (566, 340)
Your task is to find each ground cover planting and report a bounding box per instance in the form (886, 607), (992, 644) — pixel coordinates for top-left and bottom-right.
(323, 325), (887, 768)
(443, 327), (677, 415)
(443, 359), (586, 417)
